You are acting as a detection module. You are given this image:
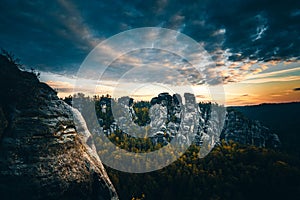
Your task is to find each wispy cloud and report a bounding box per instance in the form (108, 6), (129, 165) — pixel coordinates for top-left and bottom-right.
(242, 67), (300, 83)
(1, 0), (299, 74)
(1, 0), (300, 106)
(55, 0), (100, 50)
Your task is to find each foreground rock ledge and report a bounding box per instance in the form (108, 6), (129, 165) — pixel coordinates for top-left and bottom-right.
(0, 55), (118, 200)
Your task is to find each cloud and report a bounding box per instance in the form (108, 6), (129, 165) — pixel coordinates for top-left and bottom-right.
(0, 0), (101, 72)
(205, 0), (300, 61)
(0, 0), (299, 91)
(196, 94), (206, 98)
(46, 80), (74, 96)
(55, 0), (100, 49)
(100, 48), (205, 86)
(242, 67), (300, 83)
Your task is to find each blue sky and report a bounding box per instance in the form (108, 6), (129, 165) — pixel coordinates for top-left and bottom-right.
(1, 0), (299, 105)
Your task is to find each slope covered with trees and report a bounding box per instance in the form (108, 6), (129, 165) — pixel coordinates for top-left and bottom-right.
(107, 142), (300, 200)
(63, 94), (300, 200)
(232, 103), (300, 156)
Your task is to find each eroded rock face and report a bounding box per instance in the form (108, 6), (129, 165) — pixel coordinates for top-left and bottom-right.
(96, 92), (280, 149)
(221, 109), (281, 148)
(0, 55), (118, 199)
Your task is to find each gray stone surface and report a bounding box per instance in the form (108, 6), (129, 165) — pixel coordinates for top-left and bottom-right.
(102, 92), (280, 149)
(0, 55), (118, 200)
(221, 109), (281, 148)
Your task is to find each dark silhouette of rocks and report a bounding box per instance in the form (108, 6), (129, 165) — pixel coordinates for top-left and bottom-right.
(0, 55), (118, 199)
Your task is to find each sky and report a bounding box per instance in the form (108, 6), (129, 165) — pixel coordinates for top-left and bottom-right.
(0, 0), (299, 106)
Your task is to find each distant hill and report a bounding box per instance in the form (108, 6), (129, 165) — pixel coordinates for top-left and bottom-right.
(230, 102), (300, 156)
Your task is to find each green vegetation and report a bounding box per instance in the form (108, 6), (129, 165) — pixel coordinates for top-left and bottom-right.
(63, 94), (300, 200)
(106, 141), (300, 200)
(232, 103), (300, 156)
(133, 102), (151, 126)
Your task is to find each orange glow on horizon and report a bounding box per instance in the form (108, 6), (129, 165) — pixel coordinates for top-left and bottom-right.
(46, 79), (300, 106)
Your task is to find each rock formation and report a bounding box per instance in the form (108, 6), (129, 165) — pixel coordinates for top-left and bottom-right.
(94, 93), (280, 149)
(0, 55), (118, 199)
(221, 108), (280, 148)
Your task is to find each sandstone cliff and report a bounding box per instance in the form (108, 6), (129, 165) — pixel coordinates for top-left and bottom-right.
(0, 55), (118, 200)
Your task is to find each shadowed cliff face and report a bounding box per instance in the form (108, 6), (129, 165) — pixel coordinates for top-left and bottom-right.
(0, 55), (118, 200)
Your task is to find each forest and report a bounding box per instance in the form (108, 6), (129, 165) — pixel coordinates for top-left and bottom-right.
(107, 142), (300, 200)
(63, 94), (300, 200)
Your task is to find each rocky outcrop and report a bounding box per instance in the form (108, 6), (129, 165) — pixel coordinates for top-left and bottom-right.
(0, 55), (118, 199)
(221, 108), (281, 148)
(94, 92), (280, 149)
(152, 94), (281, 149)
